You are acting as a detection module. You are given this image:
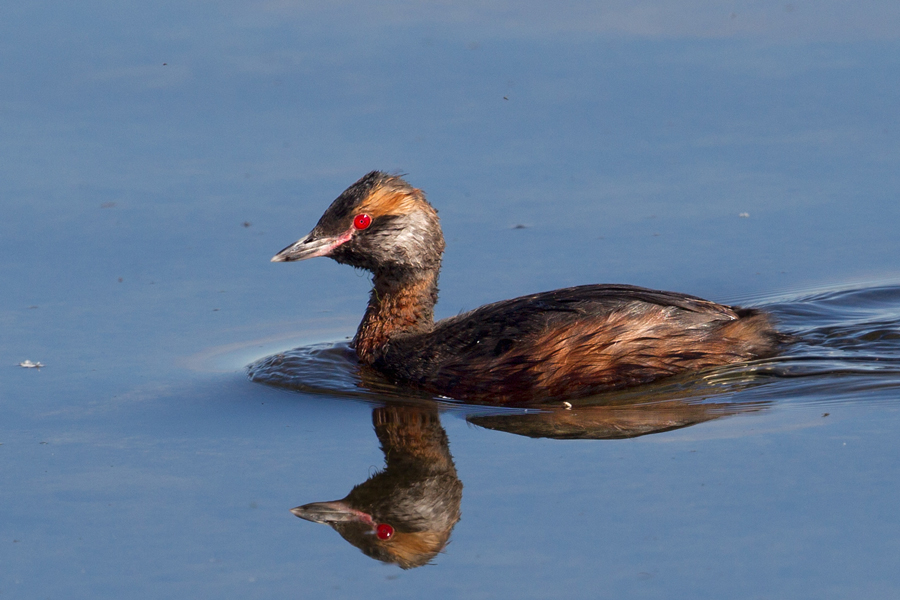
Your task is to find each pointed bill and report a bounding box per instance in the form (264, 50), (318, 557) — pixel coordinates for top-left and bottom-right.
(290, 500), (374, 525)
(271, 229), (353, 262)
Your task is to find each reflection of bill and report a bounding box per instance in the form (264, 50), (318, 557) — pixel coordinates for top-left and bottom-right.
(292, 404), (462, 569)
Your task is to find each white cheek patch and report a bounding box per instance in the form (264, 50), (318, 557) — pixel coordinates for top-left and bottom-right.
(390, 210), (432, 259)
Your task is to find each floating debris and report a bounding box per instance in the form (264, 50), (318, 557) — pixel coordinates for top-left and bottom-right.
(739, 212), (750, 218)
(19, 360), (44, 368)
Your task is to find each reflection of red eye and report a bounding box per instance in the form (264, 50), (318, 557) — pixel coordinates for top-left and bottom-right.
(376, 523), (394, 540)
(353, 214), (372, 230)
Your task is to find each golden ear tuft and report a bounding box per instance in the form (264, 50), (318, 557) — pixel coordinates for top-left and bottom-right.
(358, 182), (426, 218)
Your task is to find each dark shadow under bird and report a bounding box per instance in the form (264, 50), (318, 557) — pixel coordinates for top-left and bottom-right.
(272, 171), (785, 403)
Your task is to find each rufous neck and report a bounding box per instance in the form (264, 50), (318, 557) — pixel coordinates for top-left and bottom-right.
(353, 268), (439, 363)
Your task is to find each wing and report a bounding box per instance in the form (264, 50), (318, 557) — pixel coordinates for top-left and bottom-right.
(374, 284), (780, 402)
(425, 284), (738, 357)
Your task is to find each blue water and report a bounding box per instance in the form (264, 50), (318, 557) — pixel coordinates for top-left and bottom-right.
(3, 2), (900, 598)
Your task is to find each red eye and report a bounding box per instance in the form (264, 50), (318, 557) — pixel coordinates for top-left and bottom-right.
(376, 523), (394, 540)
(353, 214), (372, 230)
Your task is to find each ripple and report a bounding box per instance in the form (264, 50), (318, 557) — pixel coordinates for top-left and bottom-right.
(248, 283), (900, 412)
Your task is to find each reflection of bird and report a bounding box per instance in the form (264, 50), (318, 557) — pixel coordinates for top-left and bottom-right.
(470, 367), (773, 439)
(292, 405), (462, 569)
(273, 172), (784, 403)
(469, 399), (765, 439)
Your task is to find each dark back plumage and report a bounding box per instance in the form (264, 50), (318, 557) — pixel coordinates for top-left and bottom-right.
(378, 284), (782, 402)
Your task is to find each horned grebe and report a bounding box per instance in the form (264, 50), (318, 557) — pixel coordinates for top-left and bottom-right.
(271, 172), (782, 403)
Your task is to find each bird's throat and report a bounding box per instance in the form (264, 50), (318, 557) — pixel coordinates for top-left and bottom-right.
(352, 268), (440, 363)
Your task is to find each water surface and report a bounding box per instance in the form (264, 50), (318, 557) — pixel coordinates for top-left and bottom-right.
(2, 2), (900, 598)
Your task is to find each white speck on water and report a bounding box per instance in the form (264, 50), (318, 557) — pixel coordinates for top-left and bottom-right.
(739, 212), (750, 218)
